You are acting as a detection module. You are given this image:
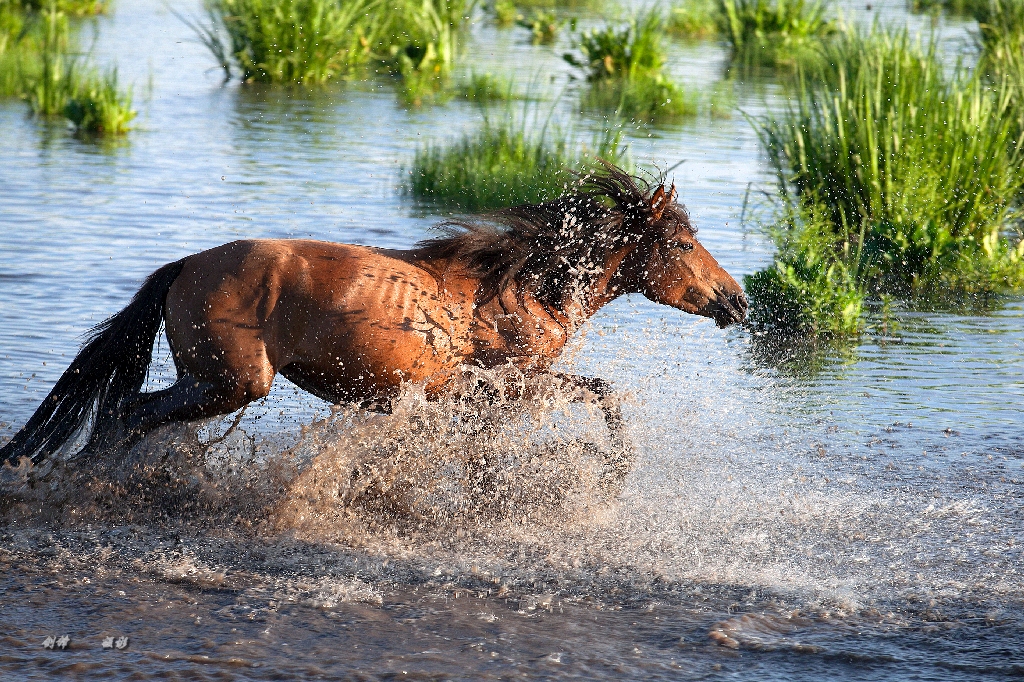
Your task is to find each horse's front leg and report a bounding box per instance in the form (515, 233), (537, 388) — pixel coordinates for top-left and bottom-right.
(547, 372), (633, 476)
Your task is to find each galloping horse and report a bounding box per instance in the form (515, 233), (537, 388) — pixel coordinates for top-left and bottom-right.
(0, 166), (747, 468)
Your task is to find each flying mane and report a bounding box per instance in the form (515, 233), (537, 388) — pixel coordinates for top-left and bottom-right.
(416, 164), (695, 311)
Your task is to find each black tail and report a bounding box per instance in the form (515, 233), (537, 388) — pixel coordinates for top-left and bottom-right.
(1, 259), (187, 467)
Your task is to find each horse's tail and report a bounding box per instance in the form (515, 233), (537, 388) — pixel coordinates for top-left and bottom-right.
(0, 259), (187, 467)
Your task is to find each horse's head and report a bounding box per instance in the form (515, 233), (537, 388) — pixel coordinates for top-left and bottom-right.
(633, 184), (747, 328)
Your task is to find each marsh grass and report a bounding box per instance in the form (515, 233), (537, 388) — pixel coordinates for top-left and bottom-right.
(909, 0), (987, 15)
(719, 0), (836, 67)
(63, 65), (134, 134)
(197, 0), (382, 84)
(565, 10), (697, 122)
(20, 0), (108, 15)
(748, 28), (1024, 335)
(516, 8), (563, 43)
(456, 71), (517, 100)
(409, 110), (628, 210)
(668, 0), (721, 38)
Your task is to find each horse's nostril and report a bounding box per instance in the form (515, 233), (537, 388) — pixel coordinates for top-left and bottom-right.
(733, 292), (749, 312)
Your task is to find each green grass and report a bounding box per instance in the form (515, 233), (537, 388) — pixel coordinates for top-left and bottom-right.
(565, 10), (697, 122)
(581, 71), (698, 121)
(718, 0), (836, 67)
(196, 0), (382, 84)
(456, 71), (518, 100)
(18, 0), (108, 15)
(64, 66), (135, 134)
(516, 8), (563, 44)
(668, 0), (721, 38)
(909, 0), (988, 15)
(408, 113), (629, 210)
(747, 27), (1024, 336)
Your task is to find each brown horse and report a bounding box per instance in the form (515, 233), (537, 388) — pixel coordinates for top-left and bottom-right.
(0, 166), (747, 468)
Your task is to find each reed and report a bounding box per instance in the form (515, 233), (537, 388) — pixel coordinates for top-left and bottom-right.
(748, 28), (1024, 335)
(20, 0), (108, 15)
(456, 71), (517, 100)
(197, 0), (382, 84)
(64, 66), (134, 134)
(668, 0), (721, 38)
(516, 8), (562, 43)
(408, 112), (628, 210)
(718, 0), (835, 67)
(25, 3), (73, 115)
(565, 10), (696, 122)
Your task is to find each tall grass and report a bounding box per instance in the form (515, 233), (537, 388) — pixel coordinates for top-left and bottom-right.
(64, 66), (135, 134)
(409, 112), (628, 210)
(748, 28), (1024, 335)
(198, 0), (382, 84)
(564, 10), (696, 122)
(668, 0), (721, 38)
(718, 0), (835, 67)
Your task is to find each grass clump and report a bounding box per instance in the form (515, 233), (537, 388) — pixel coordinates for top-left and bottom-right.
(718, 0), (836, 67)
(748, 28), (1024, 336)
(456, 71), (517, 100)
(909, 0), (987, 15)
(668, 0), (721, 38)
(564, 10), (696, 122)
(516, 9), (563, 43)
(409, 114), (628, 210)
(196, 0), (382, 84)
(63, 66), (134, 134)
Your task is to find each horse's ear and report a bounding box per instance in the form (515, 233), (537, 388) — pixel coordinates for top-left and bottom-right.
(649, 186), (667, 223)
(667, 183), (677, 206)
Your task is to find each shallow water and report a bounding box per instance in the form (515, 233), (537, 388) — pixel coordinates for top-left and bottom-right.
(1, 1), (1023, 679)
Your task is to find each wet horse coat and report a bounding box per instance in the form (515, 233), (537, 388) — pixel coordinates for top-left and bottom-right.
(0, 167), (748, 467)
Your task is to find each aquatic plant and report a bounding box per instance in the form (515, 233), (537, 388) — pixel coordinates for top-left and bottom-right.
(196, 0), (383, 84)
(909, 0), (988, 15)
(408, 112), (628, 210)
(565, 10), (696, 122)
(25, 3), (73, 115)
(748, 28), (1024, 335)
(492, 0), (517, 25)
(20, 0), (108, 15)
(668, 0), (721, 38)
(456, 70), (517, 100)
(516, 8), (563, 43)
(581, 71), (697, 121)
(63, 66), (135, 134)
(718, 0), (836, 67)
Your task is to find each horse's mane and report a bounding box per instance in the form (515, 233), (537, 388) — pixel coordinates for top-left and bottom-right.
(416, 164), (694, 311)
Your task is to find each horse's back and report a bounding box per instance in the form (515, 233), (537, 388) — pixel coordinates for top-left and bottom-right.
(164, 239), (475, 402)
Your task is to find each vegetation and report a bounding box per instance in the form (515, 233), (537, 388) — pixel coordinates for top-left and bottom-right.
(908, 0), (987, 16)
(516, 8), (563, 43)
(456, 71), (517, 100)
(195, 0), (382, 84)
(408, 111), (628, 210)
(748, 28), (1024, 336)
(564, 10), (696, 122)
(63, 66), (135, 134)
(0, 2), (133, 135)
(668, 0), (721, 38)
(718, 0), (836, 67)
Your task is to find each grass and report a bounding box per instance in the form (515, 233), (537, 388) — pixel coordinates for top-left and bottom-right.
(63, 66), (135, 134)
(747, 27), (1024, 336)
(0, 3), (134, 135)
(516, 9), (563, 44)
(564, 10), (697, 122)
(456, 71), (518, 100)
(408, 111), (629, 210)
(668, 0), (721, 38)
(196, 0), (382, 84)
(909, 0), (988, 15)
(718, 0), (836, 67)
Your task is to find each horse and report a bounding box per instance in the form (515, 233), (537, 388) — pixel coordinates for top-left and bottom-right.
(0, 165), (747, 471)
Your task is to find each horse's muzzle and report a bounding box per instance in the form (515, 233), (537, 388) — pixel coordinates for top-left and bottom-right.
(708, 289), (748, 328)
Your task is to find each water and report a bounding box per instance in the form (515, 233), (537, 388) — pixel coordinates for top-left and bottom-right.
(1, 1), (1023, 679)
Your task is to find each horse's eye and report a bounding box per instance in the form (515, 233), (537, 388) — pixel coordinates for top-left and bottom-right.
(673, 241), (694, 252)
